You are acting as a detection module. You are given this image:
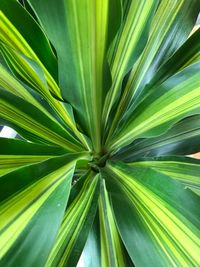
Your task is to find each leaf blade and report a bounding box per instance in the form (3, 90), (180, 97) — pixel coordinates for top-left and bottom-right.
(104, 161), (200, 266)
(109, 62), (200, 151)
(29, 0), (122, 152)
(0, 153), (86, 267)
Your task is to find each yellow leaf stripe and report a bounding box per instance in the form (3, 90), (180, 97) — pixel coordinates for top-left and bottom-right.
(103, 0), (157, 125)
(45, 173), (99, 267)
(132, 160), (200, 196)
(0, 11), (60, 98)
(0, 13), (90, 150)
(0, 43), (90, 149)
(0, 63), (90, 150)
(0, 64), (57, 118)
(65, 0), (112, 152)
(109, 70), (200, 150)
(109, 165), (200, 266)
(0, 162), (75, 259)
(99, 179), (127, 267)
(123, 0), (184, 98)
(106, 0), (188, 140)
(0, 99), (81, 151)
(0, 155), (53, 176)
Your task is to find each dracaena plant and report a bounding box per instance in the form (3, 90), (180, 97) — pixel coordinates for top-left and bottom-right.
(0, 0), (200, 266)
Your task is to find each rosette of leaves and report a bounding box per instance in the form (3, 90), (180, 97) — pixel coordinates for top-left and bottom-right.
(0, 1), (200, 266)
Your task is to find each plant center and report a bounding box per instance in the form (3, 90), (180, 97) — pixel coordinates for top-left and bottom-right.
(89, 149), (110, 173)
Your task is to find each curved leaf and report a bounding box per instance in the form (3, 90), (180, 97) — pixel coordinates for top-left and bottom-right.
(0, 63), (59, 118)
(0, 89), (83, 151)
(0, 58), (90, 150)
(0, 0), (59, 97)
(0, 11), (90, 149)
(0, 138), (68, 175)
(104, 161), (200, 267)
(114, 115), (200, 161)
(106, 0), (200, 139)
(148, 27), (200, 89)
(29, 0), (122, 152)
(45, 171), (100, 267)
(0, 153), (84, 267)
(109, 62), (200, 151)
(102, 0), (159, 125)
(131, 156), (200, 196)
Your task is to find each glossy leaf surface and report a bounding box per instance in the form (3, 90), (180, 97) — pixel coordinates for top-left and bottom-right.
(0, 1), (199, 266)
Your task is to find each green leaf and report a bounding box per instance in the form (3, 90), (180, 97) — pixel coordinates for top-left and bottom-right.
(0, 0), (60, 97)
(102, 0), (159, 125)
(82, 179), (133, 267)
(28, 0), (122, 152)
(0, 89), (83, 151)
(104, 161), (200, 267)
(106, 0), (200, 137)
(0, 58), (91, 150)
(0, 137), (68, 175)
(0, 153), (84, 267)
(148, 27), (200, 89)
(114, 115), (200, 161)
(131, 156), (200, 196)
(82, 216), (101, 267)
(19, 0), (40, 24)
(45, 171), (100, 267)
(0, 63), (58, 117)
(109, 62), (200, 151)
(98, 179), (129, 267)
(0, 9), (90, 148)
(0, 1), (199, 266)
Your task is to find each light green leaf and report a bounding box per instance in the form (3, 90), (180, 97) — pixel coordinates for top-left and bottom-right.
(0, 138), (68, 175)
(98, 179), (128, 267)
(131, 156), (200, 196)
(28, 0), (122, 152)
(0, 6), (90, 148)
(0, 63), (58, 118)
(0, 0), (60, 98)
(0, 43), (89, 148)
(104, 161), (200, 267)
(0, 89), (83, 151)
(148, 28), (200, 89)
(0, 1), (199, 266)
(114, 115), (200, 161)
(102, 0), (159, 125)
(109, 62), (200, 151)
(106, 0), (200, 137)
(0, 153), (84, 267)
(45, 171), (100, 267)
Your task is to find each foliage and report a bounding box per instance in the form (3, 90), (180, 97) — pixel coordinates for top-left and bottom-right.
(0, 1), (200, 266)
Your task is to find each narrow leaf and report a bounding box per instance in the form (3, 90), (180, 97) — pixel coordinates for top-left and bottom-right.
(29, 0), (122, 152)
(114, 115), (200, 161)
(131, 156), (200, 196)
(109, 62), (200, 151)
(45, 172), (100, 267)
(98, 179), (128, 267)
(0, 153), (84, 267)
(0, 89), (83, 151)
(104, 161), (200, 267)
(0, 137), (67, 175)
